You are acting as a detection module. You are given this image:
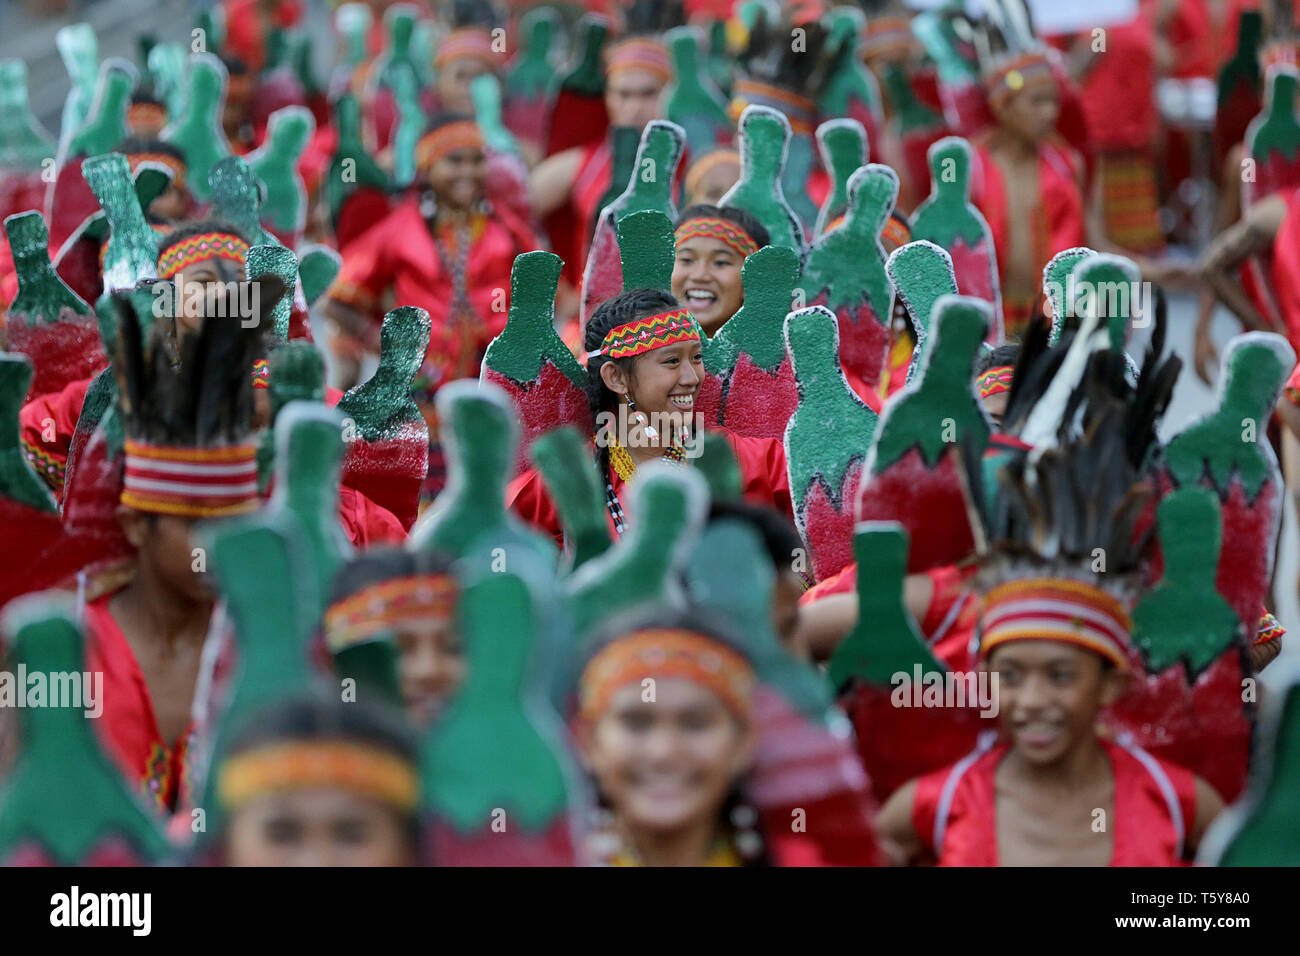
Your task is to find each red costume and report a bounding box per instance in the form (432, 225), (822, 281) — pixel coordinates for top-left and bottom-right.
(911, 736), (1200, 866)
(972, 137), (1086, 335)
(507, 428), (793, 544)
(330, 198), (540, 399)
(84, 594), (193, 813)
(222, 0), (304, 74)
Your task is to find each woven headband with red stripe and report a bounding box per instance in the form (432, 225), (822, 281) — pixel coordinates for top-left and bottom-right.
(979, 578), (1134, 670)
(674, 217), (759, 260)
(158, 233), (250, 280)
(607, 37), (672, 83)
(435, 28), (497, 68)
(415, 120), (485, 171)
(122, 440), (260, 518)
(976, 365), (1014, 399)
(590, 309), (700, 359)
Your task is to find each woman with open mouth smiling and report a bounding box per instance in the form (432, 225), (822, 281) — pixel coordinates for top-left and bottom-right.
(507, 287), (792, 543)
(670, 205), (770, 338)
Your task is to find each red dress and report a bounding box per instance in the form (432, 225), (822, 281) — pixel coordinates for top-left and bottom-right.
(222, 0), (303, 73)
(83, 594), (193, 814)
(911, 736), (1200, 866)
(972, 138), (1087, 336)
(20, 376), (92, 499)
(330, 198), (540, 398)
(507, 429), (793, 544)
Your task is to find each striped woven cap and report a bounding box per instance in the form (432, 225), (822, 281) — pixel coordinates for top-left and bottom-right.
(122, 440), (260, 518)
(979, 577), (1134, 670)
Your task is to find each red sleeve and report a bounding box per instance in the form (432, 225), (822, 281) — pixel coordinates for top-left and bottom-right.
(909, 766), (948, 857)
(506, 467), (564, 545)
(337, 487), (407, 547)
(919, 564), (968, 637)
(725, 432), (794, 521)
(798, 560), (856, 606)
(329, 206), (402, 319)
(20, 376), (92, 498)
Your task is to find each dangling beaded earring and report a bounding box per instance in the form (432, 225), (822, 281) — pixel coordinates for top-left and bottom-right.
(730, 802), (764, 863)
(626, 395), (658, 442)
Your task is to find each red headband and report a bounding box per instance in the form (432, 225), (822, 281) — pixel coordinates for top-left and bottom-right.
(607, 37), (672, 84)
(986, 52), (1056, 110)
(976, 365), (1014, 399)
(323, 574), (458, 653)
(127, 102), (168, 128)
(158, 232), (249, 280)
(122, 440), (260, 518)
(415, 120), (484, 171)
(729, 79), (816, 135)
(436, 28), (497, 68)
(979, 578), (1133, 670)
(590, 309), (700, 359)
(674, 216), (759, 260)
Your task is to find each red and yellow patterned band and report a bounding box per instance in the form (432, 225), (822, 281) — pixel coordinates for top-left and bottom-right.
(128, 151), (186, 189)
(606, 37), (672, 84)
(121, 440), (260, 518)
(579, 628), (756, 722)
(986, 52), (1056, 111)
(590, 308), (700, 359)
(862, 16), (914, 62)
(323, 574), (459, 652)
(674, 216), (759, 259)
(415, 120), (485, 171)
(1256, 611), (1286, 646)
(218, 741), (420, 812)
(685, 149), (740, 198)
(979, 577), (1133, 670)
(976, 365), (1014, 399)
(252, 358), (270, 390)
(435, 27), (497, 68)
(157, 232), (250, 280)
(729, 79), (816, 134)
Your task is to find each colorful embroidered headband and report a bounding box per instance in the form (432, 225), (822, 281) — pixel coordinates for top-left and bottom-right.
(218, 741), (420, 812)
(121, 440), (260, 518)
(606, 37), (672, 84)
(579, 628), (756, 722)
(590, 308), (700, 359)
(127, 102), (168, 128)
(729, 79), (816, 134)
(252, 358), (270, 390)
(862, 16), (914, 61)
(976, 365), (1014, 399)
(674, 216), (760, 260)
(435, 27), (498, 68)
(128, 151), (187, 190)
(979, 577), (1134, 670)
(415, 120), (485, 171)
(986, 52), (1056, 111)
(685, 150), (740, 198)
(157, 232), (250, 280)
(323, 574), (459, 653)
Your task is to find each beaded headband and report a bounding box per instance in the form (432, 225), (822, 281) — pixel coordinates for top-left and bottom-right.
(985, 52), (1056, 111)
(157, 232), (250, 280)
(323, 574), (459, 653)
(435, 27), (497, 68)
(218, 741), (420, 813)
(979, 577), (1134, 670)
(729, 79), (816, 134)
(606, 37), (672, 83)
(674, 216), (759, 260)
(128, 151), (187, 190)
(590, 308), (700, 359)
(121, 440), (260, 518)
(976, 365), (1014, 399)
(579, 628), (756, 722)
(415, 120), (485, 171)
(685, 150), (740, 198)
